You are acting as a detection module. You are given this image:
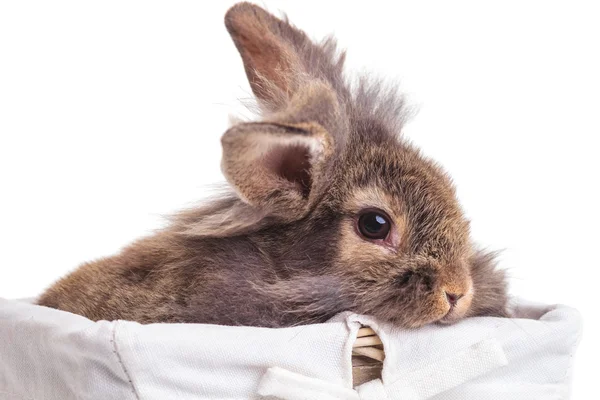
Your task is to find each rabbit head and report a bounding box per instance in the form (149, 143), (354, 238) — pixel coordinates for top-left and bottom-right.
(177, 3), (508, 328)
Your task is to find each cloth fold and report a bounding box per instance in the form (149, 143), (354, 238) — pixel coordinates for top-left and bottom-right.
(258, 339), (508, 400)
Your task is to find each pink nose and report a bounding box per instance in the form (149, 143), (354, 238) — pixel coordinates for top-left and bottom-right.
(446, 292), (463, 306)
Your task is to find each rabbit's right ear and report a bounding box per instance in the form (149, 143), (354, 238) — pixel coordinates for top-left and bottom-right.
(221, 120), (332, 221)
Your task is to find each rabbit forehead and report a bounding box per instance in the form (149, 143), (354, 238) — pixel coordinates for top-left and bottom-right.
(334, 142), (471, 259)
(343, 186), (402, 214)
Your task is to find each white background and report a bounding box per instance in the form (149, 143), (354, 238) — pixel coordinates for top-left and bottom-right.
(0, 1), (597, 397)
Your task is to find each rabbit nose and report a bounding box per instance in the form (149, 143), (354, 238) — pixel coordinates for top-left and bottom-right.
(445, 292), (463, 306)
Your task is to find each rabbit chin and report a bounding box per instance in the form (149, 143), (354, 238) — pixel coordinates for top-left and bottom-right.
(351, 277), (476, 328)
(367, 281), (475, 329)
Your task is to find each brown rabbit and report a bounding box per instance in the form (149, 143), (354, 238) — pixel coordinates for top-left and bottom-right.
(38, 2), (508, 328)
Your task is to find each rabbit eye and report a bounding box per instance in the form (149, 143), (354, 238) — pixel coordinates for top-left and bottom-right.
(357, 210), (391, 240)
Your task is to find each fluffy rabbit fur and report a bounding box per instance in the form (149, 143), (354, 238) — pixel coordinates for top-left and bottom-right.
(38, 2), (508, 328)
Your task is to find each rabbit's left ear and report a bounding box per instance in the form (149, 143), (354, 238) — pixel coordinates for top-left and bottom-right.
(225, 2), (344, 111)
(221, 121), (332, 220)
(225, 3), (307, 105)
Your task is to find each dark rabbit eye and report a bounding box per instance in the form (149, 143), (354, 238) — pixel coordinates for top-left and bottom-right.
(357, 210), (391, 240)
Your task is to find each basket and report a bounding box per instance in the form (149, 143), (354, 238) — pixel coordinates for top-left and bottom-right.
(0, 297), (582, 399)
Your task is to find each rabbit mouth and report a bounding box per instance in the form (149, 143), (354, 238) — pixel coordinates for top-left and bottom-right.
(436, 294), (472, 325)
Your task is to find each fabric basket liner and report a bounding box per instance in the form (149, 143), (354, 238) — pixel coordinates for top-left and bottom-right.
(0, 297), (581, 399)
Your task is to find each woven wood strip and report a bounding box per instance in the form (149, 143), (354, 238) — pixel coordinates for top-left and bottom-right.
(351, 326), (383, 386)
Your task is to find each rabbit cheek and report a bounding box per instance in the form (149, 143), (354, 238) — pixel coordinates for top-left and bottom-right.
(337, 220), (400, 280)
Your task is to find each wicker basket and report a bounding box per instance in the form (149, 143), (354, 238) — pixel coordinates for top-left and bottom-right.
(352, 327), (384, 385)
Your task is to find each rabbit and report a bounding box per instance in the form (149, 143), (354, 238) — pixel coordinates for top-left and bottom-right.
(37, 2), (509, 328)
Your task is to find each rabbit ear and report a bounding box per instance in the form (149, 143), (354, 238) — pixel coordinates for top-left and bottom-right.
(225, 3), (342, 108)
(223, 3), (342, 220)
(221, 121), (332, 220)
